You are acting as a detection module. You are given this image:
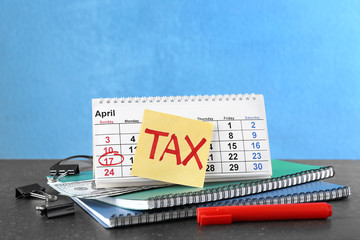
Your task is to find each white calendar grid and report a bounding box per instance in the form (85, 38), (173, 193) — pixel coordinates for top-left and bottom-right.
(93, 118), (269, 179)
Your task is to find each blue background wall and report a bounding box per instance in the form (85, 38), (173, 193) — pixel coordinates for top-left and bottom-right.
(1, 1), (359, 159)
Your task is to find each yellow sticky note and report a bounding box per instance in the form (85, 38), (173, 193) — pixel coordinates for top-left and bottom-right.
(131, 109), (213, 188)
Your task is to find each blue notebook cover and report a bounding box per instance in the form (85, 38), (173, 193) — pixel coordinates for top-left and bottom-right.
(72, 181), (350, 228)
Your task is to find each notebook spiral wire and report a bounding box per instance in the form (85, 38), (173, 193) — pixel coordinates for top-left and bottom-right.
(111, 184), (349, 227)
(149, 166), (335, 209)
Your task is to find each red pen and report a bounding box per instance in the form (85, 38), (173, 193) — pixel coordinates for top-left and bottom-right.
(197, 202), (332, 225)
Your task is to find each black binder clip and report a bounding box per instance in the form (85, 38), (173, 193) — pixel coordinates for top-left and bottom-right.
(15, 183), (57, 201)
(48, 161), (80, 183)
(50, 161), (80, 176)
(36, 196), (75, 218)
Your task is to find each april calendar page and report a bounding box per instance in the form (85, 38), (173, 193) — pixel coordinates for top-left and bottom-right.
(92, 94), (272, 188)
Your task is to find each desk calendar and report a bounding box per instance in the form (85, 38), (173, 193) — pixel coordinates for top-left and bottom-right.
(92, 94), (272, 188)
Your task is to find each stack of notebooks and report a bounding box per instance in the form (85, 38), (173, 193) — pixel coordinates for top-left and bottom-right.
(50, 160), (351, 228)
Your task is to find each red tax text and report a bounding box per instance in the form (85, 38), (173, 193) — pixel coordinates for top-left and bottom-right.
(144, 128), (207, 170)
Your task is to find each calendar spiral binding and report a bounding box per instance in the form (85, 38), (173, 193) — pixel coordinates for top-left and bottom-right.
(97, 94), (258, 104)
(109, 184), (350, 227)
(147, 166), (335, 209)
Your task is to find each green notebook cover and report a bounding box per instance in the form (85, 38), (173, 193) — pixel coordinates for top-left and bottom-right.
(55, 160), (334, 209)
(113, 159), (333, 200)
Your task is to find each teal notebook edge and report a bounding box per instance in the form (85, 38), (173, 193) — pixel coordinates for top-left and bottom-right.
(60, 159), (318, 183)
(57, 160), (334, 202)
(115, 159), (333, 201)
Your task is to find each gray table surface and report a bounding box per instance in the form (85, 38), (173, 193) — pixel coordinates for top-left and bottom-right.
(0, 159), (359, 240)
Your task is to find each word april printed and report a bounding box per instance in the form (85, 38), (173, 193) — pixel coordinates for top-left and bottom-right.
(131, 110), (213, 188)
(94, 110), (115, 118)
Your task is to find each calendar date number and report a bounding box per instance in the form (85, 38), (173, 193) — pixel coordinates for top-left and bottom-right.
(98, 151), (124, 166)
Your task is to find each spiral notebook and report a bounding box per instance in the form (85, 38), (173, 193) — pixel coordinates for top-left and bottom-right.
(72, 181), (350, 228)
(95, 160), (335, 209)
(93, 94), (272, 187)
(50, 160), (335, 210)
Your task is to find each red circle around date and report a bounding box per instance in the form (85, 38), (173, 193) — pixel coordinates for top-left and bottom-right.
(98, 151), (125, 166)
